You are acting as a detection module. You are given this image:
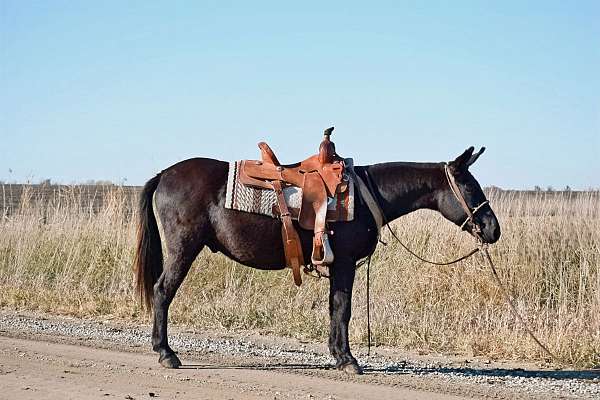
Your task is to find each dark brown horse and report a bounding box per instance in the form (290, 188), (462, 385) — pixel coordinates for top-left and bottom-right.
(134, 146), (500, 374)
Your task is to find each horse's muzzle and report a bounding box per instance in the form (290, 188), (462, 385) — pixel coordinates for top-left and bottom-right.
(479, 215), (501, 244)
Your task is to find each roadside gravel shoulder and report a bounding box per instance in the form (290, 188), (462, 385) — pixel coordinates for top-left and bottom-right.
(0, 309), (598, 399)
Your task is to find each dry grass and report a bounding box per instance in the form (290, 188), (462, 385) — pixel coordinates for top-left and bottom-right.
(0, 185), (598, 367)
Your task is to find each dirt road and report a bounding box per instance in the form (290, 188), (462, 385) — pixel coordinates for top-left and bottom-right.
(1, 336), (471, 400)
(0, 311), (598, 399)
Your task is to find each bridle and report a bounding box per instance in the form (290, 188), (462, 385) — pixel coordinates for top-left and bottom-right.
(443, 163), (490, 238)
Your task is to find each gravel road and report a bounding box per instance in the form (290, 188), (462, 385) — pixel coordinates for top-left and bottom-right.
(0, 310), (598, 399)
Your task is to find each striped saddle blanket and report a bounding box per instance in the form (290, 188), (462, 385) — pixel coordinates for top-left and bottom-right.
(224, 160), (355, 222)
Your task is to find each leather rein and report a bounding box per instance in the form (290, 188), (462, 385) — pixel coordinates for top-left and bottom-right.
(362, 163), (558, 362)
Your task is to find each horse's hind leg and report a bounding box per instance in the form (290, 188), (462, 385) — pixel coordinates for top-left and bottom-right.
(152, 247), (202, 368)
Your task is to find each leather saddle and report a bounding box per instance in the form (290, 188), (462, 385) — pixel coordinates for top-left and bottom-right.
(239, 127), (348, 285)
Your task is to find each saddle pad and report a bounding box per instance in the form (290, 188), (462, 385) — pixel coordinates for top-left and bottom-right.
(224, 160), (355, 222)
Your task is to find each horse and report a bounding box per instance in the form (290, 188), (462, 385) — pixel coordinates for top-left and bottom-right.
(134, 145), (501, 374)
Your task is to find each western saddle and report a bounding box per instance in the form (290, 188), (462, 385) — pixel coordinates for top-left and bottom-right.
(239, 127), (348, 286)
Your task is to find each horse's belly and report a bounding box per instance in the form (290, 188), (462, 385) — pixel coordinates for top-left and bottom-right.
(209, 208), (300, 270)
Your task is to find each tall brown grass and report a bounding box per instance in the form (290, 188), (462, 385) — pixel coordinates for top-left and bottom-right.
(0, 185), (598, 367)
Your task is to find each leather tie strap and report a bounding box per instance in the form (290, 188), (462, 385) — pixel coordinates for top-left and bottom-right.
(362, 163), (558, 363)
(271, 180), (303, 286)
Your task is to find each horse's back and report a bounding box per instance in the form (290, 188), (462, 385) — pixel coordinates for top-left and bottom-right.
(158, 157), (228, 200)
(151, 158), (289, 269)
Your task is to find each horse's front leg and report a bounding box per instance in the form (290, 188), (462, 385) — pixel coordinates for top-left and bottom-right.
(328, 257), (362, 374)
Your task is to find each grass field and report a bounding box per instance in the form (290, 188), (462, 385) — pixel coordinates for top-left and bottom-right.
(0, 184), (598, 367)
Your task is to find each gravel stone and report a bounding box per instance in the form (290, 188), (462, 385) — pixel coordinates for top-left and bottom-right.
(0, 311), (598, 399)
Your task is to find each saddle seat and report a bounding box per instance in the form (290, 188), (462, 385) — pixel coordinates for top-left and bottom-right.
(239, 127), (348, 285)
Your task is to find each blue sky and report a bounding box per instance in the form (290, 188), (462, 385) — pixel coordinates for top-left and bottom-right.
(1, 1), (599, 189)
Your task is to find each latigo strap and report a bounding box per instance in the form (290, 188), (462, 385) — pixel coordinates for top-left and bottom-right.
(271, 180), (303, 285)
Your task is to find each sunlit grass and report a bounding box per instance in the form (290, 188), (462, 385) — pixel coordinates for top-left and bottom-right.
(0, 185), (598, 367)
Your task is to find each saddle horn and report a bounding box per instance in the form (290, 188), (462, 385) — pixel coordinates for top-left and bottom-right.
(319, 127), (336, 165)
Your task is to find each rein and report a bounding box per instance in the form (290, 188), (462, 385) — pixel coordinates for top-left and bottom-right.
(361, 165), (558, 362)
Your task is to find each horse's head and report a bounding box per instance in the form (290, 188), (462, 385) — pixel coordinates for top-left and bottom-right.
(437, 147), (500, 244)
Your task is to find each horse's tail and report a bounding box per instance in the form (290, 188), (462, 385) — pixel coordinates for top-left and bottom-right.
(134, 173), (163, 311)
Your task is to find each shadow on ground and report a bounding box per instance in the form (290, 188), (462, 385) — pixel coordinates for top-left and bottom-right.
(180, 363), (334, 371)
(363, 363), (600, 381)
(181, 362), (600, 381)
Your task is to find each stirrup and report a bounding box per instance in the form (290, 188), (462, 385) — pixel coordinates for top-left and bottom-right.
(303, 264), (331, 278)
(311, 232), (334, 265)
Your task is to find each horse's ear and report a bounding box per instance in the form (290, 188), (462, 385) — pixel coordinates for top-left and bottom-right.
(466, 146), (485, 167)
(448, 147), (475, 172)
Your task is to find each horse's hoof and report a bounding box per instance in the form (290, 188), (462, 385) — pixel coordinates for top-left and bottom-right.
(159, 353), (182, 369)
(339, 362), (363, 375)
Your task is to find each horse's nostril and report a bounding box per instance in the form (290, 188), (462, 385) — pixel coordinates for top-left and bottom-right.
(493, 223), (501, 241)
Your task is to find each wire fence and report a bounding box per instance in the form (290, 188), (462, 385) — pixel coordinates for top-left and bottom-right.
(1, 184), (141, 218)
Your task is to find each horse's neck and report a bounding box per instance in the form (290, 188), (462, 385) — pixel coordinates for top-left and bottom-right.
(363, 162), (445, 222)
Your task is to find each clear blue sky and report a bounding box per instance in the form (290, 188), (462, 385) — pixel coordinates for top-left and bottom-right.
(1, 1), (599, 189)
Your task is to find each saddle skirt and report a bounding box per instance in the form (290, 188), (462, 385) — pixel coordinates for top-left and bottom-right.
(225, 159), (355, 223)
